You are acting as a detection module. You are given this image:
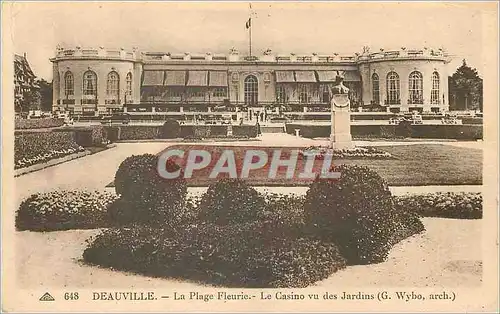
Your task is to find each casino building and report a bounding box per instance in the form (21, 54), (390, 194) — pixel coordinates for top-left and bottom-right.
(50, 46), (450, 122)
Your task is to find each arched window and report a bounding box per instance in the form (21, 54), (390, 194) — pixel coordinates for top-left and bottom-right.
(106, 71), (120, 99)
(64, 71), (74, 96)
(82, 70), (97, 97)
(372, 73), (380, 104)
(244, 75), (258, 105)
(408, 71), (423, 104)
(431, 72), (440, 104)
(386, 71), (400, 105)
(321, 85), (330, 103)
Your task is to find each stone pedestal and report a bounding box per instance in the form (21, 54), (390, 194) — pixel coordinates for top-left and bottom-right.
(330, 76), (354, 150)
(330, 109), (353, 149)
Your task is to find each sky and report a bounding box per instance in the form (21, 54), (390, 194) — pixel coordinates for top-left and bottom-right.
(7, 1), (488, 80)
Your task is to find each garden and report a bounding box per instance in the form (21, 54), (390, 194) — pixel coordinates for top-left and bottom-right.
(15, 153), (483, 288)
(14, 125), (111, 170)
(105, 143), (481, 187)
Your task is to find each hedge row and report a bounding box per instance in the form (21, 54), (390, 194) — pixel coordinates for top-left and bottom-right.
(460, 117), (483, 125)
(102, 125), (258, 141)
(14, 132), (84, 169)
(55, 125), (109, 147)
(394, 192), (482, 219)
(15, 118), (65, 130)
(286, 123), (483, 140)
(17, 189), (482, 233)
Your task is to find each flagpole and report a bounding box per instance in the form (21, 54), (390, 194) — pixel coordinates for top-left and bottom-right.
(249, 21), (252, 57)
(248, 3), (253, 58)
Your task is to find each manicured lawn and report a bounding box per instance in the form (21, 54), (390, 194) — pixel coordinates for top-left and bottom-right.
(338, 144), (482, 186)
(106, 144), (482, 187)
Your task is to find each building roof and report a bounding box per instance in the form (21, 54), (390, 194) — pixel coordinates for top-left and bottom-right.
(14, 54), (36, 78)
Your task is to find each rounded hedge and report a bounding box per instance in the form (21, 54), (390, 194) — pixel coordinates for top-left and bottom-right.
(303, 164), (403, 265)
(16, 190), (117, 231)
(198, 179), (266, 225)
(160, 119), (181, 139)
(113, 154), (187, 226)
(83, 222), (347, 288)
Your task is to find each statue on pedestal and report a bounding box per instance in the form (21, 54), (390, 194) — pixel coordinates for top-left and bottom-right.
(329, 74), (354, 149)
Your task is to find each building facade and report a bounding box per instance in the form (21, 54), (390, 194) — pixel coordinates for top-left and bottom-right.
(51, 46), (450, 120)
(15, 53), (40, 112)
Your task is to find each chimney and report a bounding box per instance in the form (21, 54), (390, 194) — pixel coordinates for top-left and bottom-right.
(23, 52), (26, 58)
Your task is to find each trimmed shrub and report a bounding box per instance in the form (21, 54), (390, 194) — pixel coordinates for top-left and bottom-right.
(303, 165), (423, 265)
(15, 118), (64, 130)
(113, 154), (187, 226)
(380, 125), (397, 138)
(83, 223), (346, 288)
(394, 192), (482, 219)
(119, 126), (159, 140)
(263, 193), (305, 231)
(160, 119), (181, 139)
(14, 131), (84, 169)
(395, 120), (414, 138)
(198, 179), (266, 225)
(232, 125), (258, 138)
(90, 125), (108, 146)
(16, 190), (118, 231)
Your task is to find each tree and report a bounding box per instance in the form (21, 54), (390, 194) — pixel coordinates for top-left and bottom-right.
(37, 79), (53, 112)
(22, 89), (42, 111)
(448, 59), (483, 111)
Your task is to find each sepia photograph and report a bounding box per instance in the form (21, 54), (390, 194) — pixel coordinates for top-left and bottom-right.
(1, 1), (498, 312)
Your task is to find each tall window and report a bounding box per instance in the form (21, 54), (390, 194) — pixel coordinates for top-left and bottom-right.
(82, 70), (97, 96)
(431, 72), (440, 104)
(408, 71), (423, 104)
(64, 71), (74, 96)
(106, 71), (120, 98)
(244, 75), (258, 105)
(212, 87), (227, 97)
(372, 73), (380, 104)
(298, 84), (309, 103)
(386, 71), (400, 105)
(276, 85), (286, 103)
(125, 72), (132, 103)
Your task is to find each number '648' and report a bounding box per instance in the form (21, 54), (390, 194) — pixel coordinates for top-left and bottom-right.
(64, 292), (79, 300)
